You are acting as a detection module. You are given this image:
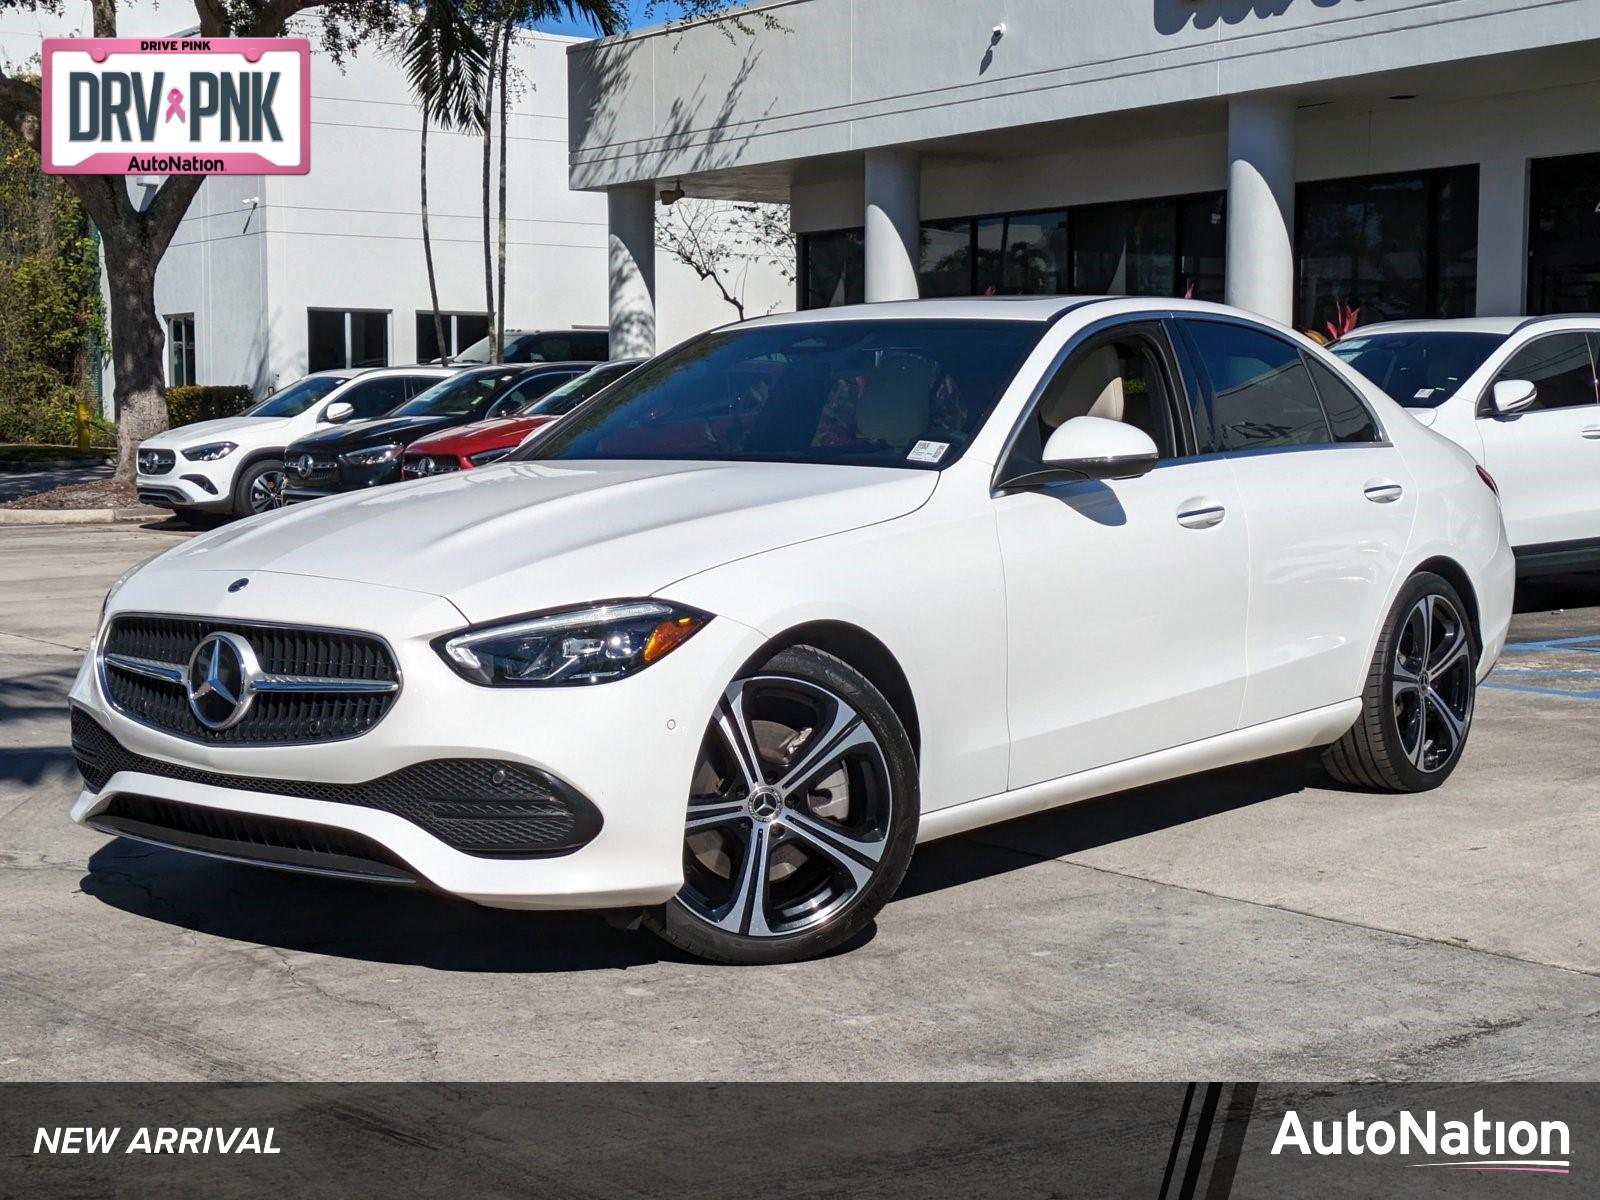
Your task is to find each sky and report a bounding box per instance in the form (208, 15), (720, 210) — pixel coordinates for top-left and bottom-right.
(533, 1), (696, 38)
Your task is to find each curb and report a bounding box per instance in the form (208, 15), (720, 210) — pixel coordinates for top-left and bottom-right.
(0, 458), (114, 471)
(0, 507), (167, 526)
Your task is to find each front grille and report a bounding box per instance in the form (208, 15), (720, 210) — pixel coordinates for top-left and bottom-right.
(100, 614), (399, 744)
(72, 709), (603, 857)
(91, 794), (419, 884)
(402, 455), (460, 479)
(287, 454), (338, 484)
(138, 449), (175, 475)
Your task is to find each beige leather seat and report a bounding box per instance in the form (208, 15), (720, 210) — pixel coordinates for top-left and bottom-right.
(855, 358), (932, 445)
(1040, 344), (1126, 427)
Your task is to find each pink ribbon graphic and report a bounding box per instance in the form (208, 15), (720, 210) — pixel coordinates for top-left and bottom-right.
(164, 88), (185, 123)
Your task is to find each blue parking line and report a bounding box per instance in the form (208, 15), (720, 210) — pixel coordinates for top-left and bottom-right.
(1502, 634), (1600, 653)
(1491, 666), (1600, 678)
(1482, 680), (1600, 700)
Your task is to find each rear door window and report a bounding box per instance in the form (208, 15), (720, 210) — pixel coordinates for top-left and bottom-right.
(1180, 319), (1331, 452)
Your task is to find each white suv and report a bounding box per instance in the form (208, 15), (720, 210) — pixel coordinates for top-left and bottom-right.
(136, 367), (456, 521)
(1332, 316), (1600, 574)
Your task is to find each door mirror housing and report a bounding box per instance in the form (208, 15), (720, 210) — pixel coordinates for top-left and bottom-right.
(321, 400), (356, 424)
(1003, 416), (1160, 488)
(1490, 379), (1537, 416)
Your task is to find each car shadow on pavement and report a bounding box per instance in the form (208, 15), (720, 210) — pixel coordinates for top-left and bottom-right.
(81, 840), (671, 973)
(1514, 572), (1600, 615)
(898, 752), (1319, 901)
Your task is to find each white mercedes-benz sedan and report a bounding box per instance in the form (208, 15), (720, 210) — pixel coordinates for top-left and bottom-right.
(71, 298), (1514, 964)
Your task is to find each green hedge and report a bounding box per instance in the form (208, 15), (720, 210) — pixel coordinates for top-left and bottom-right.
(166, 385), (254, 427)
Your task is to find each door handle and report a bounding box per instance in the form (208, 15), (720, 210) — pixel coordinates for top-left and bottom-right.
(1581, 427), (1600, 440)
(1176, 503), (1226, 529)
(1363, 481), (1404, 504)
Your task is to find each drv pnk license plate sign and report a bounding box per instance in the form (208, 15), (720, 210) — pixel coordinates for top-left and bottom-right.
(41, 38), (309, 175)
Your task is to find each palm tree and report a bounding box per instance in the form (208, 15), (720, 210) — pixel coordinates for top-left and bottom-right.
(400, 0), (489, 365)
(475, 0), (624, 363)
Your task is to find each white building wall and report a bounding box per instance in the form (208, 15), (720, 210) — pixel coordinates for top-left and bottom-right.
(787, 78), (1600, 321)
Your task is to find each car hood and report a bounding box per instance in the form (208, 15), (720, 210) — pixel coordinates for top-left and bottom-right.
(141, 416), (289, 448)
(150, 459), (939, 622)
(407, 416), (542, 455)
(288, 415), (462, 454)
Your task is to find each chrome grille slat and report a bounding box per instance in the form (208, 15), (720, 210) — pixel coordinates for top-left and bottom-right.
(99, 614), (400, 745)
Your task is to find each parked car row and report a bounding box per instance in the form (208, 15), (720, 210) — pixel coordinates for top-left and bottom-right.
(136, 348), (643, 522)
(90, 295), (1525, 963)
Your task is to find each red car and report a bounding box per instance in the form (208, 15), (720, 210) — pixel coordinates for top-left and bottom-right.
(402, 359), (644, 478)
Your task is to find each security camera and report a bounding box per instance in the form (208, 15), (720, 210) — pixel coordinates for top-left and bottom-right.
(991, 23), (1006, 42)
(660, 181), (686, 206)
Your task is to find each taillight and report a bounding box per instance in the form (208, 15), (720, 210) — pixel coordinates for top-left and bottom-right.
(1476, 465), (1499, 497)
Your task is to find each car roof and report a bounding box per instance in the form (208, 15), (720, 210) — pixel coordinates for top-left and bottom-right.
(346, 365), (459, 378)
(1349, 314), (1600, 337)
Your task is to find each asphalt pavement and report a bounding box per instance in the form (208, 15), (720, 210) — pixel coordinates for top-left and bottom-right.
(1, 524), (1597, 1081)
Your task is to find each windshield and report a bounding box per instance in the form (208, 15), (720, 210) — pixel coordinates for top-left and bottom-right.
(390, 370), (525, 418)
(520, 363), (638, 417)
(513, 319), (1042, 469)
(243, 374), (345, 418)
(1331, 332), (1506, 408)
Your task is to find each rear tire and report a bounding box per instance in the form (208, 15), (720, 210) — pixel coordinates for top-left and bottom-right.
(232, 458), (286, 518)
(1322, 571), (1477, 792)
(645, 646), (919, 965)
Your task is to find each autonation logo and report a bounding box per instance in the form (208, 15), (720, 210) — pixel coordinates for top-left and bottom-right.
(1272, 1108), (1571, 1174)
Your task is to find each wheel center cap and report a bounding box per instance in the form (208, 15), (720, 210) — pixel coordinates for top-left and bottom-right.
(746, 786), (783, 822)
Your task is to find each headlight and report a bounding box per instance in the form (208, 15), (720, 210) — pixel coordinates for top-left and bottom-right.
(341, 444), (401, 466)
(469, 447), (511, 466)
(181, 441), (237, 461)
(437, 601), (710, 687)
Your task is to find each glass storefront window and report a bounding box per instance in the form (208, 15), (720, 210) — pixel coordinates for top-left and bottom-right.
(976, 211), (1068, 294)
(1070, 198), (1178, 297)
(918, 219), (973, 297)
(1528, 153), (1600, 315)
(1295, 165), (1478, 336)
(1177, 192), (1227, 301)
(799, 228), (865, 309)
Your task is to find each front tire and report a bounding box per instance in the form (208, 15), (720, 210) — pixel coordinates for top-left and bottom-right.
(645, 646), (919, 965)
(1323, 571), (1477, 792)
(232, 457), (287, 517)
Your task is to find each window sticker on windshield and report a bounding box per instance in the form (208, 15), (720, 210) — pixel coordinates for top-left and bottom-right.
(1414, 388), (1435, 399)
(907, 440), (949, 464)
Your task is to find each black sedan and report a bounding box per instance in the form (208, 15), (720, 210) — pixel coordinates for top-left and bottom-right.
(281, 362), (594, 503)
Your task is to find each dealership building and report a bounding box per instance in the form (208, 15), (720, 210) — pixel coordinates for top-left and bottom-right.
(569, 0), (1600, 352)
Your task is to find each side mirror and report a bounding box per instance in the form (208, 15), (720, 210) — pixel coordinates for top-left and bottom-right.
(1491, 379), (1537, 416)
(1004, 416), (1159, 488)
(321, 400), (355, 424)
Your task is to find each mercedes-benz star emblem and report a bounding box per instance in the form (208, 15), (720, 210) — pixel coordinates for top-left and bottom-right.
(292, 453), (314, 478)
(185, 631), (259, 730)
(415, 457), (435, 477)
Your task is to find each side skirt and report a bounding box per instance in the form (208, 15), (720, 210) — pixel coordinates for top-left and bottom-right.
(916, 700), (1361, 844)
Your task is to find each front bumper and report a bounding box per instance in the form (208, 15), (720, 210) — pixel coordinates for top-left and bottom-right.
(283, 456), (402, 503)
(136, 458), (236, 511)
(69, 571), (764, 910)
